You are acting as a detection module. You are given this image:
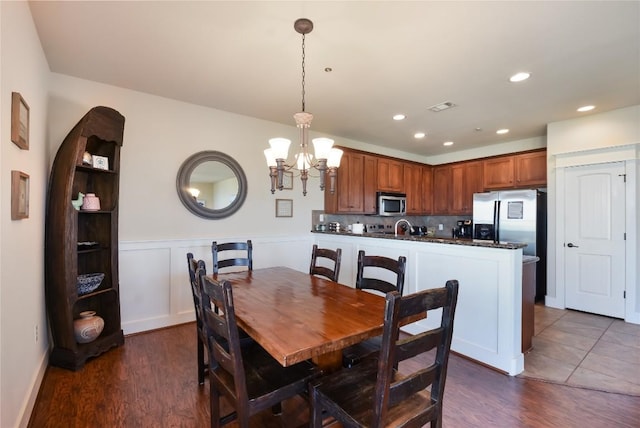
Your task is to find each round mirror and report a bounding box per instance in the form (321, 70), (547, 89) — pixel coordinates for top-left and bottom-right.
(176, 151), (248, 219)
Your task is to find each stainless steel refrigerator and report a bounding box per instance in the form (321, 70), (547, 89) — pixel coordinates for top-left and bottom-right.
(472, 189), (547, 301)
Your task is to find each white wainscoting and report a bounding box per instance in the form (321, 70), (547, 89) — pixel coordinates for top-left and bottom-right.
(315, 234), (525, 375)
(119, 234), (314, 334)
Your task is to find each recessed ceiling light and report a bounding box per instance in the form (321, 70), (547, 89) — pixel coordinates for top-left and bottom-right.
(509, 72), (531, 82)
(496, 129), (509, 134)
(443, 141), (454, 146)
(393, 114), (406, 121)
(577, 105), (595, 112)
(414, 132), (426, 139)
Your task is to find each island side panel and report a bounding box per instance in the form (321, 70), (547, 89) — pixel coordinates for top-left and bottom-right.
(314, 234), (524, 375)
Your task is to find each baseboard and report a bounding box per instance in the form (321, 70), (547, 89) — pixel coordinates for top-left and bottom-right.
(17, 347), (48, 428)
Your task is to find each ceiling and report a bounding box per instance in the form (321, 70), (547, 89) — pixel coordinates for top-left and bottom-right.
(28, 1), (640, 157)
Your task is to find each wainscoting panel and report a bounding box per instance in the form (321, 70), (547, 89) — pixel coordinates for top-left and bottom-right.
(119, 235), (313, 334)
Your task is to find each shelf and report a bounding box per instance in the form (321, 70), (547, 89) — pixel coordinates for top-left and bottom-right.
(45, 106), (125, 371)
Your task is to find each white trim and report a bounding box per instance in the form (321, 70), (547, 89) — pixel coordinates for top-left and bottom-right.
(553, 150), (639, 324)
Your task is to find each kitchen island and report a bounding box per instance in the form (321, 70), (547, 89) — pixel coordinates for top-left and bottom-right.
(312, 230), (527, 375)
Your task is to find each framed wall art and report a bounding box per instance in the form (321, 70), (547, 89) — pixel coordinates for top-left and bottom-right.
(282, 171), (293, 190)
(11, 170), (29, 220)
(275, 198), (293, 217)
(11, 92), (29, 150)
(91, 155), (109, 170)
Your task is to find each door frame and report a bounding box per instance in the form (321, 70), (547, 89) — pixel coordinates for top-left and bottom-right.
(550, 146), (638, 324)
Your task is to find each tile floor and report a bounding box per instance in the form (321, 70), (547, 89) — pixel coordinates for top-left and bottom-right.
(518, 304), (640, 396)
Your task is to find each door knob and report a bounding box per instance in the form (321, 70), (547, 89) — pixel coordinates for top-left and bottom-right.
(567, 243), (579, 248)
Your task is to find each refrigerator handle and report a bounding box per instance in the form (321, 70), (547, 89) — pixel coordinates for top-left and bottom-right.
(493, 200), (500, 243)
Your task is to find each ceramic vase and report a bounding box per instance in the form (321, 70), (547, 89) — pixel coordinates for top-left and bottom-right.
(81, 193), (100, 211)
(73, 311), (104, 343)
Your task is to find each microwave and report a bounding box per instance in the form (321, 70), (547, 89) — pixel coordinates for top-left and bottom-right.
(377, 192), (406, 216)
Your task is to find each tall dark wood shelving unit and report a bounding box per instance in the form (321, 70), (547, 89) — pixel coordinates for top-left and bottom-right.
(45, 106), (125, 370)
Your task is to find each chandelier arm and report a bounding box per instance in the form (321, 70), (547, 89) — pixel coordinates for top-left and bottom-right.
(328, 167), (338, 194)
(316, 159), (327, 191)
(268, 166), (278, 194)
(300, 168), (309, 196)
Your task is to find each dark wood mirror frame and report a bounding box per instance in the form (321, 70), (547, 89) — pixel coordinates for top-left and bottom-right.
(176, 151), (248, 219)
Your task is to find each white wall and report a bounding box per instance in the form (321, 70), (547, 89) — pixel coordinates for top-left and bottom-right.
(547, 105), (640, 323)
(47, 73), (431, 242)
(0, 2), (51, 427)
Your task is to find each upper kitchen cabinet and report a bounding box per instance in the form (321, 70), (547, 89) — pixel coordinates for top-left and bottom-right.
(404, 163), (433, 215)
(325, 149), (377, 214)
(432, 160), (482, 215)
(432, 165), (452, 214)
(377, 157), (404, 192)
(483, 149), (546, 189)
(451, 160), (483, 214)
(514, 150), (547, 187)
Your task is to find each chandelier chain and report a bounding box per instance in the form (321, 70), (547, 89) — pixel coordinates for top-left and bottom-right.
(301, 33), (306, 112)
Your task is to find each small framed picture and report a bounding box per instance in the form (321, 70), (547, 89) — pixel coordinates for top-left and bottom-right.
(11, 92), (29, 150)
(282, 171), (293, 190)
(275, 199), (293, 217)
(11, 170), (29, 220)
(92, 155), (109, 170)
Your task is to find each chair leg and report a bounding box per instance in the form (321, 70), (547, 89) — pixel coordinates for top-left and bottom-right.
(197, 336), (206, 385)
(310, 389), (323, 428)
(210, 381), (221, 428)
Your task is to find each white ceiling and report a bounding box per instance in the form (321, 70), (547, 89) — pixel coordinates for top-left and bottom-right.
(28, 1), (640, 156)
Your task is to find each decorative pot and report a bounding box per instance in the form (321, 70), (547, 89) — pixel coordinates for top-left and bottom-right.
(81, 193), (100, 211)
(82, 151), (92, 165)
(73, 311), (104, 343)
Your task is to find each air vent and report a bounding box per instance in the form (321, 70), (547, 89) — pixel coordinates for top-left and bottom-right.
(428, 101), (456, 112)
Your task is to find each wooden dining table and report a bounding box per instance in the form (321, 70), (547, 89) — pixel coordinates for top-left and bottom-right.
(211, 266), (389, 371)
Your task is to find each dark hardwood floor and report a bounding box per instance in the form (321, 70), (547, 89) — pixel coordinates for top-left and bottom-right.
(29, 322), (640, 427)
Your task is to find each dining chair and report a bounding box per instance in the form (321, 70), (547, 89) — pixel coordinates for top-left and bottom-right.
(310, 280), (459, 428)
(309, 244), (342, 282)
(342, 250), (407, 368)
(198, 270), (319, 428)
(211, 240), (252, 274)
(187, 252), (208, 385)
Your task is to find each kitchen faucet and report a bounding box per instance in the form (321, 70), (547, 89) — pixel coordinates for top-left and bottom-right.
(394, 218), (412, 237)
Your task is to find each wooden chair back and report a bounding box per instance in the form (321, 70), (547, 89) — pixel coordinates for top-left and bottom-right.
(186, 253), (208, 385)
(311, 280), (459, 427)
(309, 244), (342, 282)
(356, 250), (406, 294)
(212, 240), (253, 274)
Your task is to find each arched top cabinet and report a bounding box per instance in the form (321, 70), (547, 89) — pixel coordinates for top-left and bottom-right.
(45, 106), (125, 370)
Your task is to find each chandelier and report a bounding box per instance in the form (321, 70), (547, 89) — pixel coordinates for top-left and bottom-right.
(264, 18), (343, 196)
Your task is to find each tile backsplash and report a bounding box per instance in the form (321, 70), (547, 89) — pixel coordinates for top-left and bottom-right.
(311, 210), (471, 238)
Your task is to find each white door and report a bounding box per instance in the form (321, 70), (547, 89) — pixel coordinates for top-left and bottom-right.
(564, 162), (626, 318)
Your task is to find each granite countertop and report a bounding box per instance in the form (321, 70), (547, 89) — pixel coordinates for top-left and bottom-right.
(311, 230), (528, 250)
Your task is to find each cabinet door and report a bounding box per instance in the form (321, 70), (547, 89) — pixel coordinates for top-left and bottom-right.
(432, 165), (452, 214)
(483, 156), (514, 189)
(363, 155), (377, 214)
(421, 165), (433, 214)
(337, 152), (365, 212)
(404, 163), (423, 214)
(515, 151), (546, 187)
(451, 161), (483, 214)
(377, 158), (404, 192)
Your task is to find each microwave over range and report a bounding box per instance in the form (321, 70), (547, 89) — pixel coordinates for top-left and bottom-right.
(377, 192), (406, 216)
